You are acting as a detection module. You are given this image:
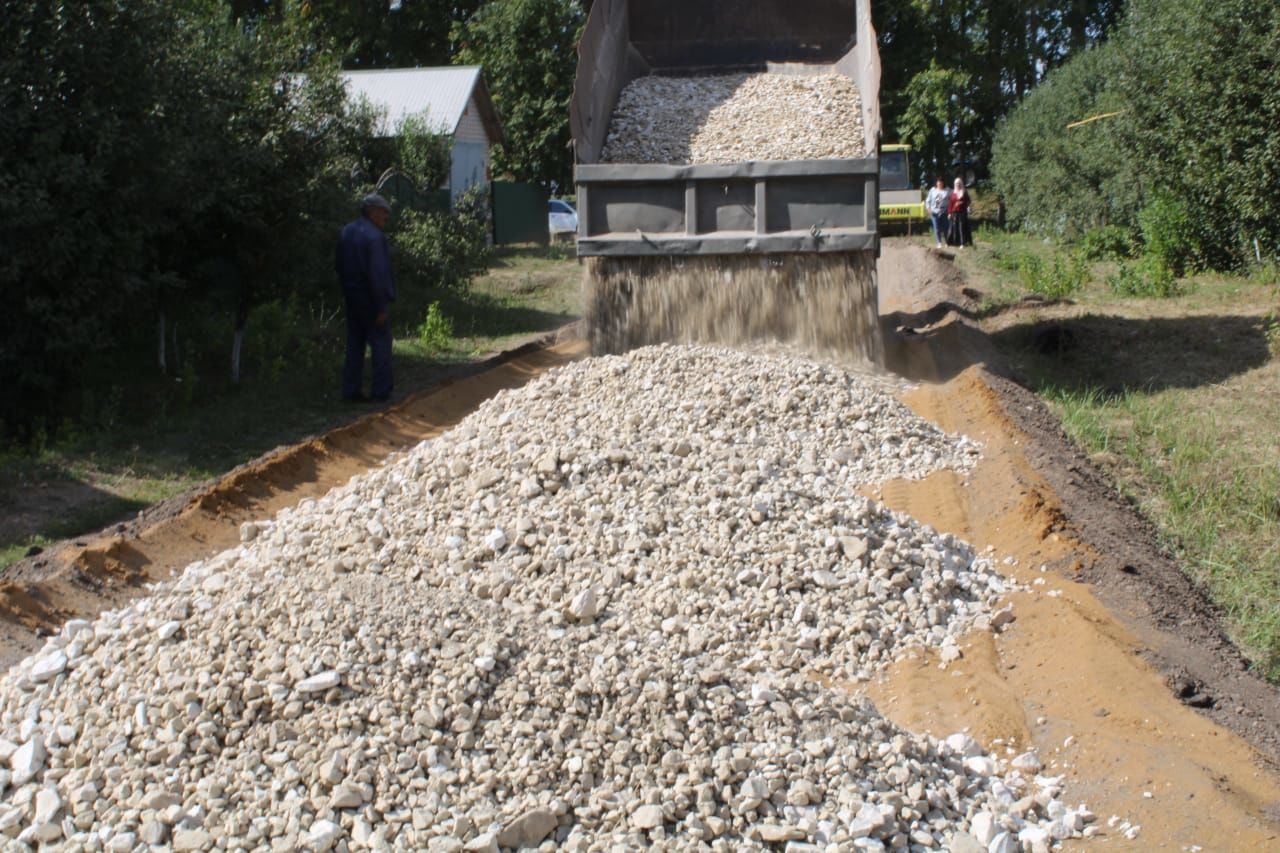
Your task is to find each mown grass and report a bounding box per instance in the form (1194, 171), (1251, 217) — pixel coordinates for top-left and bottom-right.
(0, 245), (581, 572)
(975, 230), (1280, 679)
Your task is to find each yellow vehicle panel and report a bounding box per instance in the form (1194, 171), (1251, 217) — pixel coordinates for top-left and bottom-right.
(880, 202), (927, 222)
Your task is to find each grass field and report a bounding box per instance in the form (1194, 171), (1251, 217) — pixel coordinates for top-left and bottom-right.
(964, 229), (1280, 679)
(0, 245), (582, 571)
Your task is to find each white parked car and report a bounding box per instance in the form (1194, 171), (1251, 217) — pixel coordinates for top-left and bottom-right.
(548, 198), (578, 236)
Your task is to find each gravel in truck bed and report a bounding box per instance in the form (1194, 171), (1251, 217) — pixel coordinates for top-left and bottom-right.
(0, 346), (1093, 851)
(601, 73), (866, 165)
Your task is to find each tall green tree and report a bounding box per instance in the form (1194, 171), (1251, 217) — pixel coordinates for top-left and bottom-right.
(990, 41), (1136, 235)
(292, 0), (484, 68)
(227, 0), (484, 68)
(992, 0), (1280, 267)
(871, 0), (1123, 180)
(454, 0), (585, 189)
(1120, 0), (1280, 267)
(0, 0), (371, 432)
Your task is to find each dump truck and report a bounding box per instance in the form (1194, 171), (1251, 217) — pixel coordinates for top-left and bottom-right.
(571, 0), (884, 363)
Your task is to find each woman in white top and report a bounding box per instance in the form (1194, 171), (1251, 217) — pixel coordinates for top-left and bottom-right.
(925, 177), (950, 249)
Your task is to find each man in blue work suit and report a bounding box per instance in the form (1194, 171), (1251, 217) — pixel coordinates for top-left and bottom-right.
(336, 194), (396, 402)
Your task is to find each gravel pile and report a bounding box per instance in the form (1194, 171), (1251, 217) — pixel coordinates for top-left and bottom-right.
(601, 74), (866, 165)
(0, 346), (1095, 851)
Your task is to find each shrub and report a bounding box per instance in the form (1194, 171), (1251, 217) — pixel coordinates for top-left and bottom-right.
(1107, 256), (1182, 298)
(417, 302), (454, 354)
(1138, 194), (1199, 276)
(394, 186), (492, 293)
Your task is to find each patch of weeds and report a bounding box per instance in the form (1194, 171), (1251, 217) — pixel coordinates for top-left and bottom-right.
(542, 240), (575, 262)
(1017, 252), (1089, 299)
(1248, 261), (1279, 288)
(1107, 255), (1184, 298)
(1245, 263), (1280, 353)
(988, 243), (1031, 274)
(416, 301), (454, 355)
(0, 541), (46, 573)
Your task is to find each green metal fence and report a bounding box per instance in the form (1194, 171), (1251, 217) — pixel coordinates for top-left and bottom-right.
(492, 181), (549, 245)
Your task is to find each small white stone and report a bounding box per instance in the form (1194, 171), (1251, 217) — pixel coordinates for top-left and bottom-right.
(172, 828), (212, 851)
(308, 819), (341, 852)
(633, 804), (664, 830)
(811, 570), (842, 589)
(201, 573), (228, 593)
(990, 607), (1016, 629)
(329, 783), (363, 809)
(987, 831), (1019, 853)
(969, 812), (998, 846)
(10, 738), (46, 786)
(463, 831), (499, 853)
(34, 788), (61, 824)
(1018, 825), (1052, 852)
(30, 650), (68, 683)
(142, 790), (180, 810)
(567, 587), (600, 623)
(61, 619), (92, 641)
(963, 756), (996, 777)
(497, 808), (556, 849)
(484, 528), (508, 552)
(106, 832), (138, 853)
(945, 733), (983, 757)
(296, 671), (341, 693)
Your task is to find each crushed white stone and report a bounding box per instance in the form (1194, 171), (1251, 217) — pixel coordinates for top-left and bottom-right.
(602, 74), (866, 164)
(0, 345), (1099, 850)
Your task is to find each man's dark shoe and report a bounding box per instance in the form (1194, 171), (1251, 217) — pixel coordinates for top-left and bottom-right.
(371, 393), (391, 403)
(342, 393), (369, 403)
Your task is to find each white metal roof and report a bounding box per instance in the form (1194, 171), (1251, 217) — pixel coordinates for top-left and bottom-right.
(340, 66), (495, 138)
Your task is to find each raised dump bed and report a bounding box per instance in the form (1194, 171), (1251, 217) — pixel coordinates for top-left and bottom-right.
(571, 0), (882, 260)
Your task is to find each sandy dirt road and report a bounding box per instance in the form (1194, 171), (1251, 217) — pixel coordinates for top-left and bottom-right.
(1, 242), (1277, 848)
(874, 242), (1280, 849)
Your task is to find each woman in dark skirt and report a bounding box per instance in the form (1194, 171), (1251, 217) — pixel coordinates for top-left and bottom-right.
(946, 177), (972, 248)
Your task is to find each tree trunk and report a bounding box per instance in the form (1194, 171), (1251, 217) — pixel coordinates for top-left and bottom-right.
(231, 326), (245, 384)
(232, 289), (251, 384)
(158, 313), (167, 372)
